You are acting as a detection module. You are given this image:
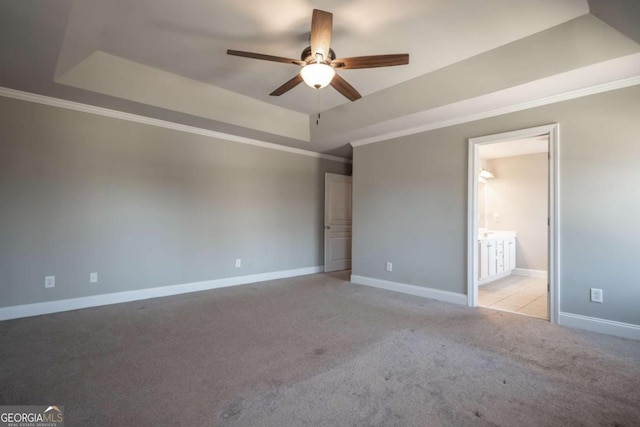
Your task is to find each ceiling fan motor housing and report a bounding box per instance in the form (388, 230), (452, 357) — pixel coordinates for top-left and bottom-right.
(301, 46), (336, 63)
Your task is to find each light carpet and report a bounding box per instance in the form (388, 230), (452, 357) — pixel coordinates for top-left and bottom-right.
(1, 271), (639, 426)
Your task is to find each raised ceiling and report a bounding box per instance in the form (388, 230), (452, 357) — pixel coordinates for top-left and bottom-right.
(55, 0), (590, 114)
(1, 0), (639, 158)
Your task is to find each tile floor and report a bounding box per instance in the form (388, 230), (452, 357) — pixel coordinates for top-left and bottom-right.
(478, 275), (548, 319)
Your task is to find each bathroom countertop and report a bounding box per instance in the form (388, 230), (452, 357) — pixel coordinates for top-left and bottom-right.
(478, 230), (517, 240)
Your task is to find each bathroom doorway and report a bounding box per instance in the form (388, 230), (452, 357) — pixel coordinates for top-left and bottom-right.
(467, 124), (559, 323)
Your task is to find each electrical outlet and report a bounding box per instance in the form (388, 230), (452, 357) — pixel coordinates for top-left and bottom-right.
(590, 288), (603, 303)
(386, 262), (393, 272)
(235, 259), (241, 268)
(45, 276), (55, 289)
(90, 272), (98, 283)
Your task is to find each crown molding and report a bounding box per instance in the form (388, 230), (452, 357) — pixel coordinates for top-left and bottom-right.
(0, 86), (351, 164)
(350, 54), (640, 148)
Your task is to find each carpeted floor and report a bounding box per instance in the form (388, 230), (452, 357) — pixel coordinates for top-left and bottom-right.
(1, 271), (639, 426)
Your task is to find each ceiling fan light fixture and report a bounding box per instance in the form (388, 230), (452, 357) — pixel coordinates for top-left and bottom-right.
(300, 63), (335, 89)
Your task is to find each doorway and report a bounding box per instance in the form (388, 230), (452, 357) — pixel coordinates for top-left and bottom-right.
(467, 124), (559, 323)
(324, 173), (352, 272)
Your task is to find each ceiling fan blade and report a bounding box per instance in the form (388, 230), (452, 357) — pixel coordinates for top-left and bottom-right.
(227, 50), (305, 66)
(331, 54), (409, 69)
(310, 9), (332, 61)
(270, 74), (304, 96)
(330, 74), (361, 101)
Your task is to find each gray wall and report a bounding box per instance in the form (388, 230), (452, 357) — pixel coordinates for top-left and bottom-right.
(0, 96), (349, 308)
(312, 15), (639, 144)
(353, 85), (640, 326)
(352, 130), (467, 293)
(486, 153), (548, 271)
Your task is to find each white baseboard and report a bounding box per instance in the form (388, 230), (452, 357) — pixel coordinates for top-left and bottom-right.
(478, 270), (512, 286)
(0, 266), (323, 322)
(559, 312), (640, 340)
(513, 268), (548, 279)
(350, 275), (467, 306)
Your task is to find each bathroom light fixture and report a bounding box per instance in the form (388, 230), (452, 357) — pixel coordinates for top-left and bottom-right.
(300, 61), (336, 89)
(479, 167), (494, 179)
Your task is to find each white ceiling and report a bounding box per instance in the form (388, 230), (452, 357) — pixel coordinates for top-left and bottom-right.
(479, 136), (549, 160)
(3, 0), (639, 158)
(56, 0), (589, 114)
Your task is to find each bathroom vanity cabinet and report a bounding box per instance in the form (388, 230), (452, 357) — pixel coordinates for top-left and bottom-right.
(478, 232), (516, 284)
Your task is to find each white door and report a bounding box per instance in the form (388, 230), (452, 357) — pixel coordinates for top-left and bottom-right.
(479, 241), (490, 280)
(324, 173), (352, 272)
(488, 241), (497, 276)
(496, 240), (505, 273)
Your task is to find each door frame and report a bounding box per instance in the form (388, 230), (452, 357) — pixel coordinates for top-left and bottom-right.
(466, 124), (559, 323)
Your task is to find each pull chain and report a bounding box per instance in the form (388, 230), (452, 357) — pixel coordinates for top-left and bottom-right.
(315, 89), (321, 126)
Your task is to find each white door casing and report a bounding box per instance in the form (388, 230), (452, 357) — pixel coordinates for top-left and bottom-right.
(467, 124), (559, 323)
(324, 173), (352, 272)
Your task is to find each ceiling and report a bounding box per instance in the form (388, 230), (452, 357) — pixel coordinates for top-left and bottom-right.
(55, 0), (590, 114)
(1, 0), (639, 159)
(479, 136), (549, 160)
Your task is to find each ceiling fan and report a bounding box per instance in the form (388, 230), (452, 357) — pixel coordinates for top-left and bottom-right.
(227, 9), (409, 102)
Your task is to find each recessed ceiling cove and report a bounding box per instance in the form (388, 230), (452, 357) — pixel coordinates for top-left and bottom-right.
(54, 0), (589, 114)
